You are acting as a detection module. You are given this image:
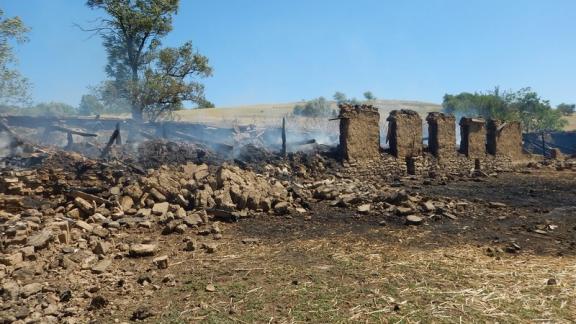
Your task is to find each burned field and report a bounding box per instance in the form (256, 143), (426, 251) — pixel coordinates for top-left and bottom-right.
(1, 107), (576, 323)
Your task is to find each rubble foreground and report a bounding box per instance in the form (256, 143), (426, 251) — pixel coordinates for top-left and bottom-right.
(1, 109), (576, 323)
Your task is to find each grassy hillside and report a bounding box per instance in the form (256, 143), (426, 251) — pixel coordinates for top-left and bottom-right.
(175, 99), (441, 127)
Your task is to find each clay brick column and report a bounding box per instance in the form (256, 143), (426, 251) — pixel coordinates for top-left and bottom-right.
(339, 104), (381, 161)
(486, 119), (523, 160)
(426, 112), (456, 158)
(386, 110), (422, 158)
(459, 117), (486, 158)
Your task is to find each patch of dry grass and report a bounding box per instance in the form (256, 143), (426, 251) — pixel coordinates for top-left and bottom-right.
(564, 115), (576, 131)
(135, 232), (576, 323)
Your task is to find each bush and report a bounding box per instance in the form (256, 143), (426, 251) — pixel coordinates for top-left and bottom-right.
(293, 97), (335, 117)
(556, 103), (575, 116)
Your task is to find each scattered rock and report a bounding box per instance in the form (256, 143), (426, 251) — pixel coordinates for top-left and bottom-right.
(152, 202), (170, 216)
(20, 282), (42, 298)
(202, 242), (217, 254)
(131, 306), (154, 321)
(27, 230), (52, 250)
(274, 202), (290, 215)
(129, 243), (157, 257)
(405, 215), (423, 225)
(153, 255), (169, 269)
(242, 238), (260, 245)
(91, 259), (112, 274)
(489, 202), (507, 208)
(357, 204), (371, 214)
(93, 241), (110, 255)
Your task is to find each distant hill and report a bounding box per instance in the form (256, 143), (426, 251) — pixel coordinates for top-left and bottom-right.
(176, 99), (442, 127)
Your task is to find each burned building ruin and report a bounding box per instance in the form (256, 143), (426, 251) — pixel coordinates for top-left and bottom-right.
(387, 110), (422, 158)
(338, 104), (381, 161)
(426, 112), (456, 159)
(459, 117), (486, 158)
(487, 119), (523, 159)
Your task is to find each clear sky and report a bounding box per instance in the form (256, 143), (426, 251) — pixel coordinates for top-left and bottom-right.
(2, 0), (575, 107)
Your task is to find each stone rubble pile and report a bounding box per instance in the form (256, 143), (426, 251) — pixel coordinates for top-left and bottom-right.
(294, 176), (467, 225)
(0, 151), (298, 322)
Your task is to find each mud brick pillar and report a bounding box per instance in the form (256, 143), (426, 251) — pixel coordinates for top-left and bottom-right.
(459, 117), (486, 158)
(339, 104), (381, 161)
(426, 112), (456, 158)
(386, 109), (422, 158)
(486, 119), (523, 160)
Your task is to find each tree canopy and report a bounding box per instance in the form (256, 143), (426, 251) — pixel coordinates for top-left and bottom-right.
(0, 9), (31, 106)
(85, 0), (212, 121)
(293, 97), (334, 117)
(78, 94), (105, 115)
(443, 87), (568, 132)
(556, 103), (575, 116)
(363, 91), (376, 101)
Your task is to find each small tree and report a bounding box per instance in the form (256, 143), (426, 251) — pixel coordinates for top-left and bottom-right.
(78, 94), (105, 115)
(293, 97), (334, 117)
(363, 91), (376, 101)
(0, 9), (31, 106)
(556, 103), (575, 116)
(333, 91), (348, 105)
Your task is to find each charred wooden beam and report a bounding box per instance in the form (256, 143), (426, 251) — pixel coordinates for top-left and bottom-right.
(100, 128), (121, 158)
(47, 125), (98, 137)
(172, 130), (234, 152)
(281, 117), (287, 157)
(68, 189), (110, 206)
(288, 139), (316, 146)
(0, 120), (26, 153)
(115, 122), (122, 145)
(65, 132), (74, 150)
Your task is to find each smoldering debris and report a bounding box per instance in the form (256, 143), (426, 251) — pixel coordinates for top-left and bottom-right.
(1, 111), (576, 323)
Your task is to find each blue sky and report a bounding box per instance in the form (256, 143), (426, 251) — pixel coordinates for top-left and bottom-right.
(2, 0), (575, 107)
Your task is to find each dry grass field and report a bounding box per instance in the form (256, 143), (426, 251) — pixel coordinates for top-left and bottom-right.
(564, 115), (576, 131)
(174, 100), (441, 128)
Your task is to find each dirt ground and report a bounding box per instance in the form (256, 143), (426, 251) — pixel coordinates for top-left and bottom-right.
(91, 170), (576, 323)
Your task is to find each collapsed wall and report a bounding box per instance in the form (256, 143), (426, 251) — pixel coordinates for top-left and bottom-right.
(387, 110), (422, 158)
(339, 104), (381, 161)
(459, 117), (486, 158)
(426, 112), (456, 159)
(487, 119), (523, 160)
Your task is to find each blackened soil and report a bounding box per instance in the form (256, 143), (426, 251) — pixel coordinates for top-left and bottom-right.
(237, 170), (576, 256)
(418, 171), (576, 209)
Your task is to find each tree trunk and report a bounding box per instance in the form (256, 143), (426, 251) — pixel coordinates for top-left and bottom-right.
(132, 105), (143, 121)
(130, 64), (142, 122)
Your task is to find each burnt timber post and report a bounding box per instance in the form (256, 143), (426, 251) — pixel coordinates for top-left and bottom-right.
(281, 117), (287, 157)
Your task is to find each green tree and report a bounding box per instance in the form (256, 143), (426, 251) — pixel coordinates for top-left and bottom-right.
(293, 97), (334, 117)
(556, 103), (575, 116)
(0, 9), (31, 106)
(78, 94), (105, 115)
(196, 98), (215, 109)
(333, 91), (348, 105)
(363, 91), (376, 101)
(442, 87), (567, 132)
(85, 0), (212, 121)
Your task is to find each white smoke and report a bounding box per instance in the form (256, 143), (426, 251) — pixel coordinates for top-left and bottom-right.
(0, 133), (12, 158)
